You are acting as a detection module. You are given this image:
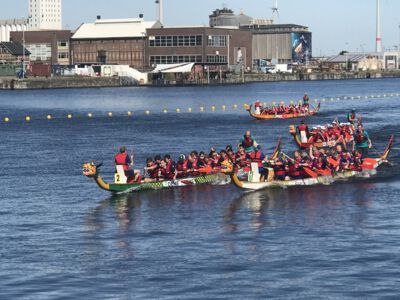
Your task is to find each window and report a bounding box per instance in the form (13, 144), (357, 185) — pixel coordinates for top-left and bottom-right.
(207, 35), (227, 47)
(149, 35), (203, 47)
(150, 55), (202, 64)
(58, 52), (69, 59)
(57, 40), (68, 47)
(206, 55), (227, 63)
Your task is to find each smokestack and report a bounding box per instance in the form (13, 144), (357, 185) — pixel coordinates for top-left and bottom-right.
(158, 0), (164, 24)
(376, 0), (382, 52)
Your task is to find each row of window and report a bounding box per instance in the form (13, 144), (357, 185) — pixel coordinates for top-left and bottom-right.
(150, 55), (202, 64)
(206, 55), (227, 63)
(148, 35), (228, 48)
(149, 35), (202, 47)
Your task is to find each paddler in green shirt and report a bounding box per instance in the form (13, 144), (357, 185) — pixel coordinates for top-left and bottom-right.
(352, 124), (372, 158)
(239, 130), (259, 154)
(347, 108), (357, 124)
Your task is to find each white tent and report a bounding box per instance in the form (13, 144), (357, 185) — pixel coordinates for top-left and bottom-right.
(151, 63), (195, 73)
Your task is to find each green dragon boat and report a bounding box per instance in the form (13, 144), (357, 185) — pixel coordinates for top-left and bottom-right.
(83, 163), (230, 194)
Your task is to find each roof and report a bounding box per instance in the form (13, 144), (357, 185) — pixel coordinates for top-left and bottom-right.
(0, 42), (30, 56)
(0, 18), (26, 26)
(326, 54), (379, 63)
(151, 63), (195, 73)
(72, 18), (162, 39)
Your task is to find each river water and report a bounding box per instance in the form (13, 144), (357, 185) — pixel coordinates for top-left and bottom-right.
(1, 79), (399, 299)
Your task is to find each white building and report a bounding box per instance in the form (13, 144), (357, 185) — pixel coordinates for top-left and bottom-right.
(0, 19), (28, 42)
(29, 0), (62, 30)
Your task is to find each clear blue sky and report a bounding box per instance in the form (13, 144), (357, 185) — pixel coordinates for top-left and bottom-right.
(1, 0), (399, 55)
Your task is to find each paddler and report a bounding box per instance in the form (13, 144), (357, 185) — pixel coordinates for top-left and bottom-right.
(347, 108), (357, 125)
(162, 154), (177, 180)
(239, 131), (259, 154)
(114, 146), (140, 183)
(352, 124), (372, 158)
(302, 94), (310, 108)
(247, 145), (268, 182)
(254, 100), (263, 114)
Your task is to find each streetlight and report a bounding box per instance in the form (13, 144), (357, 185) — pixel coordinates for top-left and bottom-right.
(22, 17), (26, 77)
(141, 32), (146, 72)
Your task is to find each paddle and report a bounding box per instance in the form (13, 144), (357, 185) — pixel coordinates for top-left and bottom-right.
(281, 152), (318, 178)
(302, 166), (318, 178)
(327, 157), (339, 167)
(197, 166), (213, 174)
(316, 169), (331, 176)
(363, 158), (377, 165)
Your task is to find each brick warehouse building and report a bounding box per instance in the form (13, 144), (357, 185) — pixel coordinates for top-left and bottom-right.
(70, 17), (162, 68)
(10, 30), (72, 65)
(146, 26), (252, 70)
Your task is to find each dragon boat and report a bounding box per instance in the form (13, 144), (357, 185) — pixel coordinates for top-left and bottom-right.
(245, 102), (321, 120)
(289, 124), (354, 149)
(83, 163), (230, 194)
(231, 135), (394, 191)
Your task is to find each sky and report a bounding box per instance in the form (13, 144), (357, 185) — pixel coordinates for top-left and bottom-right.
(1, 0), (399, 55)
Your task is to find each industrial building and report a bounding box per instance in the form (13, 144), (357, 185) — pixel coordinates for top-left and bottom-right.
(0, 19), (28, 42)
(146, 26), (252, 69)
(70, 17), (162, 68)
(240, 23), (312, 65)
(10, 30), (72, 65)
(29, 0), (62, 30)
(209, 7), (253, 27)
(0, 42), (30, 64)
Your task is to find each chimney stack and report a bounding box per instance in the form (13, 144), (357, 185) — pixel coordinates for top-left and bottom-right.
(376, 0), (382, 52)
(157, 0), (164, 24)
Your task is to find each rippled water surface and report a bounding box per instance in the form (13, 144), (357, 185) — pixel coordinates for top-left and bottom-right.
(1, 79), (400, 299)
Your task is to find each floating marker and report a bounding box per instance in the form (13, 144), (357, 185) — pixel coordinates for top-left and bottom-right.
(88, 113), (93, 118)
(221, 105), (226, 110)
(211, 105), (216, 111)
(163, 109), (168, 114)
(127, 111), (132, 116)
(67, 114), (72, 119)
(233, 104), (238, 109)
(46, 115), (52, 120)
(25, 116), (31, 122)
(145, 110), (150, 115)
(188, 107), (192, 113)
(176, 108), (181, 113)
(108, 112), (113, 117)
(4, 117), (10, 123)
(200, 106), (205, 112)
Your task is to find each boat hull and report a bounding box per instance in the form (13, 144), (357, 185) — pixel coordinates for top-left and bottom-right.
(92, 173), (229, 194)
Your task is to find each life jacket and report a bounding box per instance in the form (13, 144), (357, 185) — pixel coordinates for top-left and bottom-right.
(298, 124), (308, 132)
(250, 151), (263, 168)
(115, 153), (129, 171)
(355, 130), (366, 143)
(288, 163), (301, 177)
(274, 164), (286, 176)
(176, 161), (187, 178)
(164, 161), (175, 180)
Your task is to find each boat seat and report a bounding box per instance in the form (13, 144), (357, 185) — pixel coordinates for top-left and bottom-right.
(248, 162), (260, 183)
(115, 165), (127, 184)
